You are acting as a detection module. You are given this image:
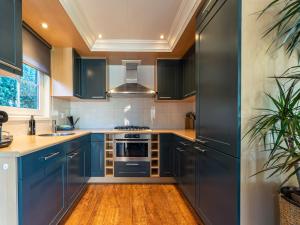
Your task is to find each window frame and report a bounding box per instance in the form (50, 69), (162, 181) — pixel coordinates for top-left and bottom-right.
(0, 64), (50, 120)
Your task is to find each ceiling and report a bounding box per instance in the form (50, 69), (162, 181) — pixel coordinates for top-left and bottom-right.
(23, 0), (202, 64)
(59, 0), (201, 52)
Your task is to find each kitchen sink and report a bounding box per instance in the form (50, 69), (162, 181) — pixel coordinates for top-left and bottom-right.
(38, 132), (76, 137)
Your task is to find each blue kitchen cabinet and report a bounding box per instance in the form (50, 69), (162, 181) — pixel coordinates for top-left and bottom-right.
(159, 134), (174, 177)
(81, 59), (107, 99)
(0, 0), (22, 75)
(91, 134), (105, 176)
(194, 143), (240, 225)
(18, 145), (65, 225)
(156, 59), (183, 100)
(18, 135), (91, 225)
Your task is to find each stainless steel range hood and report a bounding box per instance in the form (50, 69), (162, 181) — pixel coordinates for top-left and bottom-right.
(108, 60), (156, 98)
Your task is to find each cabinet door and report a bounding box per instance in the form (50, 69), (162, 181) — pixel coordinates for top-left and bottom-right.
(19, 153), (65, 225)
(196, 0), (240, 157)
(91, 141), (104, 176)
(0, 0), (22, 75)
(157, 59), (183, 100)
(159, 134), (174, 177)
(66, 149), (83, 204)
(195, 145), (239, 225)
(84, 141), (91, 179)
(181, 147), (196, 207)
(73, 50), (82, 98)
(81, 59), (106, 99)
(183, 45), (196, 98)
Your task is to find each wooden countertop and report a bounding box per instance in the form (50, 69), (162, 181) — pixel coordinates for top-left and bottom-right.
(0, 129), (195, 157)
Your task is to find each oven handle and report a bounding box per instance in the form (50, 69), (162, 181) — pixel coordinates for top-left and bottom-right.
(115, 140), (150, 143)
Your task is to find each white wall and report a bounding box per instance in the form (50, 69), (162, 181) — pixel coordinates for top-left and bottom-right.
(241, 1), (297, 225)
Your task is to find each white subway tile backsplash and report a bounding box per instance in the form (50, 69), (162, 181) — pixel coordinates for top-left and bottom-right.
(69, 98), (194, 129)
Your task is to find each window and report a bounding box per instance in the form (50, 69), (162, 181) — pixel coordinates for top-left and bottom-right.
(0, 64), (50, 118)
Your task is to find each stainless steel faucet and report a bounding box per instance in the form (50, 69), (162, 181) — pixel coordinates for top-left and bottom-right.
(52, 120), (57, 133)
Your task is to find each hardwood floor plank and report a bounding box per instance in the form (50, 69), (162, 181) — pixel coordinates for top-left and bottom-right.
(62, 184), (201, 225)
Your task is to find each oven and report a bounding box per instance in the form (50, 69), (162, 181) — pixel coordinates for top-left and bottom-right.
(114, 133), (151, 162)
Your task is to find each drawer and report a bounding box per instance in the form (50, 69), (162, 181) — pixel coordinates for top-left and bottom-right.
(91, 133), (104, 142)
(18, 144), (65, 179)
(114, 161), (150, 177)
(64, 135), (90, 154)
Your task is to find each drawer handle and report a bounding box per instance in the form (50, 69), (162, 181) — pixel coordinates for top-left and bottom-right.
(159, 97), (172, 99)
(42, 152), (60, 161)
(125, 163), (140, 166)
(0, 59), (22, 72)
(194, 146), (206, 153)
(68, 152), (79, 159)
(91, 96), (104, 99)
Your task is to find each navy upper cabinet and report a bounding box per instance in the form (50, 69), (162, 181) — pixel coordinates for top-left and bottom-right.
(156, 59), (183, 100)
(91, 134), (105, 176)
(159, 134), (174, 177)
(0, 0), (22, 75)
(81, 59), (107, 99)
(18, 145), (65, 225)
(73, 49), (82, 98)
(182, 45), (196, 98)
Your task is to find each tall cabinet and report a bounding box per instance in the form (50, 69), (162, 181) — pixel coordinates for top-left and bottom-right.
(195, 0), (241, 224)
(0, 0), (22, 75)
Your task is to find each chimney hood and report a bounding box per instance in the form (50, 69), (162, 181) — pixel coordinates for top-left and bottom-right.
(107, 60), (156, 98)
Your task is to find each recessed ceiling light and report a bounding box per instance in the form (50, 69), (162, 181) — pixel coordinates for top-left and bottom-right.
(98, 34), (102, 38)
(160, 34), (164, 39)
(41, 22), (48, 29)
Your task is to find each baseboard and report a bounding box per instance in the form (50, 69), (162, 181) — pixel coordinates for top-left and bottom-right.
(88, 177), (176, 184)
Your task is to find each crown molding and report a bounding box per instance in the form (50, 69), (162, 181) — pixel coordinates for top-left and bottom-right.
(92, 39), (171, 52)
(59, 0), (96, 48)
(59, 0), (202, 52)
(168, 0), (202, 51)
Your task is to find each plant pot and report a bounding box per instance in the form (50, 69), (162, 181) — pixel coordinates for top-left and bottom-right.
(279, 195), (300, 225)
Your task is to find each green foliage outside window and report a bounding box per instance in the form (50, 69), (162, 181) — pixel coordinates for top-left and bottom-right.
(0, 64), (39, 109)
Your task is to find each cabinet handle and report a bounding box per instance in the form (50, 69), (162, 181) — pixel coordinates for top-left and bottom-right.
(184, 91), (196, 97)
(42, 152), (60, 161)
(180, 141), (189, 146)
(176, 147), (184, 152)
(91, 96), (105, 99)
(125, 163), (140, 166)
(194, 146), (206, 153)
(159, 97), (172, 99)
(68, 152), (79, 159)
(196, 139), (207, 144)
(0, 59), (22, 72)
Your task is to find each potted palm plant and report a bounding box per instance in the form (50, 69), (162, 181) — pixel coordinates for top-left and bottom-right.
(246, 78), (300, 225)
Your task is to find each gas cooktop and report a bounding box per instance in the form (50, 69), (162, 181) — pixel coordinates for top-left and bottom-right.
(114, 126), (151, 131)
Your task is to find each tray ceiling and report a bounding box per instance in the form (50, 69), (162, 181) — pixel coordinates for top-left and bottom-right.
(59, 0), (202, 52)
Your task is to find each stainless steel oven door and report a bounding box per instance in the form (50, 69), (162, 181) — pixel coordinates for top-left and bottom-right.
(114, 140), (151, 162)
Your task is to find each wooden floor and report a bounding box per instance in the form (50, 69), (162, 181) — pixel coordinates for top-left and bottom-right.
(62, 184), (202, 225)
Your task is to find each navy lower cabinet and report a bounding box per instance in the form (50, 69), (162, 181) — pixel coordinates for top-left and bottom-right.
(18, 145), (65, 225)
(18, 135), (91, 225)
(194, 144), (239, 225)
(159, 134), (174, 177)
(91, 134), (105, 176)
